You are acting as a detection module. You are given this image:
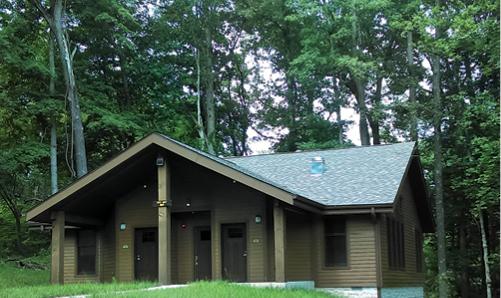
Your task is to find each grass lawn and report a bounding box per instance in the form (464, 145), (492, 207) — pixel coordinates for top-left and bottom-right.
(0, 262), (337, 298)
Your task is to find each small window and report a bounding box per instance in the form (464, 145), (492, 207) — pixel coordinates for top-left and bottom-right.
(387, 217), (405, 270)
(324, 217), (347, 267)
(415, 229), (423, 272)
(77, 230), (96, 275)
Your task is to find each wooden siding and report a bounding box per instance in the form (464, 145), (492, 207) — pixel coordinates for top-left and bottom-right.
(313, 215), (377, 288)
(112, 158), (269, 283)
(115, 184), (157, 282)
(63, 230), (100, 283)
(380, 177), (425, 287)
(100, 212), (115, 282)
(285, 211), (312, 281)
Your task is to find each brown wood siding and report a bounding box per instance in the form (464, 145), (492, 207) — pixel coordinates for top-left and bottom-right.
(313, 215), (377, 288)
(101, 212), (115, 282)
(380, 177), (425, 287)
(113, 158), (268, 283)
(63, 229), (100, 283)
(285, 211), (312, 281)
(115, 184), (157, 282)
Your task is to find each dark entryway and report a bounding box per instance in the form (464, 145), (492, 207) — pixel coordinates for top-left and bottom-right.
(221, 223), (247, 282)
(134, 228), (158, 281)
(194, 226), (212, 280)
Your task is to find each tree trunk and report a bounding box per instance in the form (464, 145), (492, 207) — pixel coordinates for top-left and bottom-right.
(202, 26), (215, 154)
(367, 77), (382, 145)
(52, 0), (88, 177)
(479, 211), (492, 298)
(432, 21), (448, 296)
(195, 48), (208, 150)
(351, 12), (370, 146)
(354, 78), (371, 146)
(49, 32), (58, 195)
(407, 31), (418, 141)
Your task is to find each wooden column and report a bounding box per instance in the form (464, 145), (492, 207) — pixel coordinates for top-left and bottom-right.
(157, 156), (172, 285)
(51, 210), (65, 284)
(273, 202), (285, 282)
(210, 209), (221, 279)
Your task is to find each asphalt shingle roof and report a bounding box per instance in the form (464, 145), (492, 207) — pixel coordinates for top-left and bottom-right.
(226, 142), (416, 206)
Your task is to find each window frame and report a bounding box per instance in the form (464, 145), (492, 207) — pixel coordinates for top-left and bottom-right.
(323, 216), (349, 269)
(76, 229), (97, 276)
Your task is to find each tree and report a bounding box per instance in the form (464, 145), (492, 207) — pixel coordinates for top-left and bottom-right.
(31, 0), (88, 177)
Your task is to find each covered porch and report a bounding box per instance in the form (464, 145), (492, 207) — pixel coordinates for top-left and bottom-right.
(29, 141), (293, 285)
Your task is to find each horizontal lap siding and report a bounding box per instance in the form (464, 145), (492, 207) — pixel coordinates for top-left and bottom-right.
(101, 215), (115, 282)
(212, 183), (267, 282)
(314, 216), (377, 288)
(285, 212), (312, 281)
(115, 185), (157, 282)
(63, 230), (100, 283)
(380, 178), (424, 287)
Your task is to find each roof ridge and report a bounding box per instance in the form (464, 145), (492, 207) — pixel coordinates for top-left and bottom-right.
(225, 141), (416, 159)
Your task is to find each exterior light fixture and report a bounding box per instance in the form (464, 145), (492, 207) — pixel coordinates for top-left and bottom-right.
(156, 156), (165, 166)
(119, 223), (127, 231)
(255, 215), (262, 224)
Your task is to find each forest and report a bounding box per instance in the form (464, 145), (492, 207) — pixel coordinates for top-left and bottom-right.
(0, 0), (499, 297)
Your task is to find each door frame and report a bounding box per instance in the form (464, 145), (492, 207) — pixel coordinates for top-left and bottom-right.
(220, 223), (248, 282)
(134, 227), (158, 281)
(193, 225), (212, 280)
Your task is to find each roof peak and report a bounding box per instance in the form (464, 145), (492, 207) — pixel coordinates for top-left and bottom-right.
(226, 141), (416, 159)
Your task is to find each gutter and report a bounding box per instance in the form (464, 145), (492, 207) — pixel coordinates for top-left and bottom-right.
(293, 196), (394, 215)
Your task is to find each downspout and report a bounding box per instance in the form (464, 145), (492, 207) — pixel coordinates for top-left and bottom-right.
(372, 207), (383, 297)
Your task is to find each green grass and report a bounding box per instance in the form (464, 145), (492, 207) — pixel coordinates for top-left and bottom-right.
(98, 281), (335, 298)
(0, 262), (337, 298)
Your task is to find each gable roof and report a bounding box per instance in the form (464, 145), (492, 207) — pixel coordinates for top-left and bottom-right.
(26, 133), (427, 226)
(227, 142), (416, 207)
(26, 133), (296, 222)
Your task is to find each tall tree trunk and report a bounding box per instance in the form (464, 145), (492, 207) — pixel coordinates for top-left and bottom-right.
(33, 0), (88, 177)
(49, 32), (58, 195)
(432, 17), (448, 296)
(351, 12), (370, 146)
(407, 31), (418, 141)
(202, 27), (215, 154)
(52, 0), (87, 177)
(479, 211), (493, 298)
(367, 77), (382, 145)
(195, 48), (208, 150)
(354, 78), (371, 146)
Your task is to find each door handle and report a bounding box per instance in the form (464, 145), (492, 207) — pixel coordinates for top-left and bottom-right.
(195, 255), (198, 266)
(136, 254), (141, 261)
(243, 251), (247, 257)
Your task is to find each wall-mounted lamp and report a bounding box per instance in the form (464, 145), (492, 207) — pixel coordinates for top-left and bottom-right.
(119, 223), (127, 231)
(255, 215), (262, 224)
(186, 197), (191, 207)
(156, 156), (165, 166)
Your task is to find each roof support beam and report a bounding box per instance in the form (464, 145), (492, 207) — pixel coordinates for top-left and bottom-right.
(50, 211), (65, 284)
(65, 213), (103, 227)
(157, 155), (172, 285)
(273, 201), (285, 282)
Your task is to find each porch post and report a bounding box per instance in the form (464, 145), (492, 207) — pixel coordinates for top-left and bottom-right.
(50, 210), (65, 284)
(273, 201), (285, 282)
(157, 155), (172, 285)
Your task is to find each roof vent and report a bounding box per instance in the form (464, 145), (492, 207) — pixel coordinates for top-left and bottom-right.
(310, 156), (325, 176)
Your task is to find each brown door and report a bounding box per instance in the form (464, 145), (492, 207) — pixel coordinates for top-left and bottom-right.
(221, 223), (247, 282)
(134, 228), (158, 281)
(194, 226), (212, 280)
